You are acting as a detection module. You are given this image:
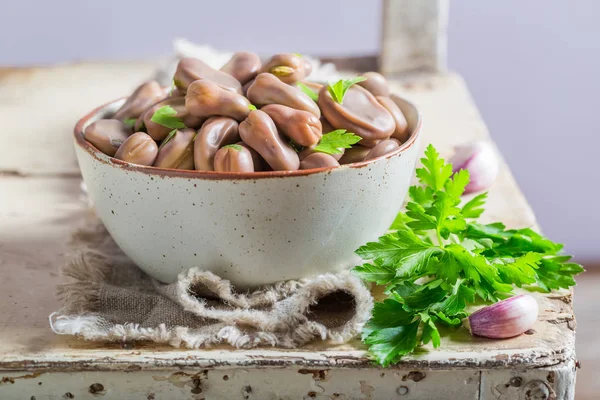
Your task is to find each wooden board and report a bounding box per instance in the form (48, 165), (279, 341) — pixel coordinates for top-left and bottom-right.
(0, 64), (578, 399)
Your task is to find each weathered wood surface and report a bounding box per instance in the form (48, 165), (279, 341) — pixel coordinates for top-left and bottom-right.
(0, 64), (578, 399)
(0, 63), (156, 176)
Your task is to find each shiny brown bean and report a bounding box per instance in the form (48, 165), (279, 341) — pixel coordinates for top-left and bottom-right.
(154, 128), (196, 170)
(300, 81), (322, 91)
(186, 80), (251, 121)
(247, 73), (320, 117)
(259, 53), (306, 84)
(242, 79), (254, 96)
(239, 110), (299, 171)
(236, 142), (265, 172)
(302, 58), (313, 78)
(168, 87), (185, 98)
(194, 117), (240, 171)
(364, 139), (400, 161)
(214, 144), (255, 172)
(298, 145), (344, 161)
(320, 116), (335, 134)
(300, 152), (340, 170)
(357, 72), (389, 97)
(83, 119), (132, 156)
(141, 97), (204, 141)
(220, 52), (262, 85)
(338, 145), (371, 164)
(113, 81), (165, 121)
(174, 57), (242, 94)
(114, 132), (158, 166)
(376, 96), (409, 142)
(296, 80), (321, 102)
(318, 84), (394, 147)
(261, 104), (322, 147)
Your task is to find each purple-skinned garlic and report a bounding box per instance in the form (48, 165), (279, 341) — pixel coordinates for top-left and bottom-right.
(464, 294), (539, 339)
(450, 141), (499, 194)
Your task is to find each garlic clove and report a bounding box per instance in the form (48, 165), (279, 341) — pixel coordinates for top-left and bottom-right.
(450, 141), (499, 194)
(464, 294), (539, 339)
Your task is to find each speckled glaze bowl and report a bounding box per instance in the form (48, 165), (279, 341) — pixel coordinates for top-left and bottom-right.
(74, 95), (422, 288)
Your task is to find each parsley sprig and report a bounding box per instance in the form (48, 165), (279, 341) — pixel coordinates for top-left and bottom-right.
(314, 130), (361, 155)
(328, 77), (367, 104)
(151, 106), (186, 130)
(123, 118), (137, 127)
(296, 82), (319, 102)
(353, 144), (583, 366)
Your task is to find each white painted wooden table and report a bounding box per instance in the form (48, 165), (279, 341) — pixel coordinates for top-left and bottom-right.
(0, 64), (577, 399)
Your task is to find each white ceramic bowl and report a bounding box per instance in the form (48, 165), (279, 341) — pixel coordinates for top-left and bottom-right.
(74, 95), (422, 288)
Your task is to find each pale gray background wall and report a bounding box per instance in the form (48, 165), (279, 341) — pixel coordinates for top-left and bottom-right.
(1, 0), (597, 260)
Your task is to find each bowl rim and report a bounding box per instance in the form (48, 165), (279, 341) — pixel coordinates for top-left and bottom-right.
(73, 94), (422, 180)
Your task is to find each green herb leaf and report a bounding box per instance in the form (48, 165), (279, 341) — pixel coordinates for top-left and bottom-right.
(420, 313), (441, 347)
(222, 144), (244, 152)
(389, 212), (413, 231)
(461, 193), (488, 218)
(353, 143), (583, 366)
(353, 261), (397, 284)
(327, 76), (367, 104)
(363, 321), (420, 367)
(535, 255), (584, 292)
(151, 106), (186, 130)
(396, 284), (447, 312)
(314, 129), (361, 155)
(248, 104), (257, 111)
(296, 82), (319, 102)
(123, 118), (137, 127)
(355, 231), (441, 277)
(158, 129), (178, 151)
(416, 144), (453, 191)
(495, 252), (541, 287)
(363, 298), (415, 336)
(433, 279), (475, 316)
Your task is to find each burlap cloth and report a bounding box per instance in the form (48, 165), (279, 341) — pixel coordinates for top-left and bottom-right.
(50, 218), (374, 349)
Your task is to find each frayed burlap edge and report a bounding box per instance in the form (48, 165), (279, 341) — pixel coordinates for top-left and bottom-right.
(50, 222), (374, 349)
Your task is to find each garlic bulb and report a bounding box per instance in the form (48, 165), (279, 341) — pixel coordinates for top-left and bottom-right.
(450, 141), (499, 194)
(464, 294), (539, 339)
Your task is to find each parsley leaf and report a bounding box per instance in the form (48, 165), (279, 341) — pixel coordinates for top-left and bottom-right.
(363, 322), (420, 367)
(296, 82), (319, 102)
(535, 255), (584, 291)
(151, 106), (186, 130)
(353, 261), (397, 285)
(420, 313), (441, 347)
(158, 129), (178, 151)
(356, 230), (441, 278)
(433, 279), (475, 316)
(495, 252), (541, 287)
(416, 145), (453, 191)
(123, 118), (137, 127)
(327, 77), (367, 104)
(462, 193), (488, 218)
(351, 143), (583, 366)
(313, 129), (361, 155)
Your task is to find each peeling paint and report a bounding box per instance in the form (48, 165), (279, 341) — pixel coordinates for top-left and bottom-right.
(298, 369), (330, 382)
(402, 371), (426, 382)
(359, 380), (374, 400)
(0, 372), (42, 385)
